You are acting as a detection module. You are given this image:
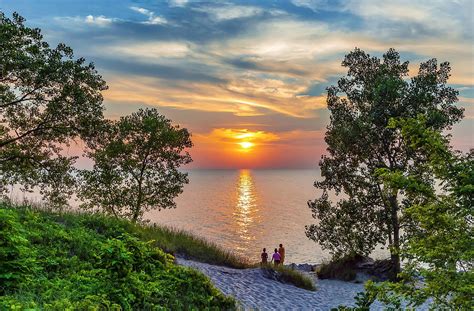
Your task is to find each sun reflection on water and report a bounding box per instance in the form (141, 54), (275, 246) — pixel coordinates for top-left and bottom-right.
(234, 169), (259, 249)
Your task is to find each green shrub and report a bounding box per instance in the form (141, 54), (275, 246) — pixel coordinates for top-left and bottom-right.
(0, 209), (37, 292)
(316, 254), (364, 281)
(0, 203), (236, 310)
(317, 254), (395, 282)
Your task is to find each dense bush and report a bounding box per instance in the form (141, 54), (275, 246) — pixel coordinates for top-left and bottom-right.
(316, 254), (361, 281)
(0, 203), (235, 310)
(0, 209), (38, 291)
(316, 253), (394, 282)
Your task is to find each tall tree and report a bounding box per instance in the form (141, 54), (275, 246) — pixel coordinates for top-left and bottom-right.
(0, 12), (107, 206)
(372, 116), (473, 308)
(306, 48), (463, 277)
(341, 117), (473, 310)
(79, 108), (193, 222)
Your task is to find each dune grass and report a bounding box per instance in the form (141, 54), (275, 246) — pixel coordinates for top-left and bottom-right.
(135, 224), (251, 269)
(261, 264), (316, 291)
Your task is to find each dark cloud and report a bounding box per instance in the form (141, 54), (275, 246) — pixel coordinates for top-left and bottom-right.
(95, 57), (226, 84)
(225, 57), (310, 76)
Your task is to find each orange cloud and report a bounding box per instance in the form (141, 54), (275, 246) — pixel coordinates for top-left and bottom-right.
(102, 75), (327, 118)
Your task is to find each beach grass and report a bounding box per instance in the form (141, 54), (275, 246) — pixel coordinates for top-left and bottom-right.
(261, 264), (316, 291)
(135, 224), (251, 269)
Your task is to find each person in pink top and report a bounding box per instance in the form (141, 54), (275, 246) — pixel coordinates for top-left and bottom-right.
(271, 248), (281, 265)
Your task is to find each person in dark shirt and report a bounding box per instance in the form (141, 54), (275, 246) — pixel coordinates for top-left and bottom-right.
(261, 248), (268, 265)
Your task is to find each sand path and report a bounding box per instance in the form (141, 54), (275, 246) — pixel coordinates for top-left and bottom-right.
(177, 258), (385, 310)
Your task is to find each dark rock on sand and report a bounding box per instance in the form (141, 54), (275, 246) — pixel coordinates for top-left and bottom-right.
(286, 263), (317, 272)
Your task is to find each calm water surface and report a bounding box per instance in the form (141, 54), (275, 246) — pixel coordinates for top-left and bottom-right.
(10, 168), (386, 264)
(147, 169), (329, 264)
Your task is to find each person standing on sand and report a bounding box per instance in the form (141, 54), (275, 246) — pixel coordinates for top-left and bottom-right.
(271, 248), (281, 265)
(278, 244), (285, 264)
(261, 248), (268, 265)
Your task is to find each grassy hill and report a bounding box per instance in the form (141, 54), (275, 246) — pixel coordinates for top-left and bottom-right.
(0, 202), (238, 310)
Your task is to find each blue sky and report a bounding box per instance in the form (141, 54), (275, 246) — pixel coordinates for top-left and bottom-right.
(1, 0), (472, 168)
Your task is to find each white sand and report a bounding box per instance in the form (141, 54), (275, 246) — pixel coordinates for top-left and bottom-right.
(177, 258), (386, 310)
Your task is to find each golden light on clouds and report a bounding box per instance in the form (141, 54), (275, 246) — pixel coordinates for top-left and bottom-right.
(191, 128), (281, 160)
(102, 75), (328, 119)
(94, 2), (473, 168)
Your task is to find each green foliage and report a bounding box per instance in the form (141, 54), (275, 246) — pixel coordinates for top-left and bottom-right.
(337, 116), (473, 309)
(79, 108), (193, 222)
(0, 12), (107, 207)
(0, 209), (37, 291)
(371, 116), (473, 309)
(0, 203), (235, 310)
(307, 48), (463, 275)
(261, 264), (316, 291)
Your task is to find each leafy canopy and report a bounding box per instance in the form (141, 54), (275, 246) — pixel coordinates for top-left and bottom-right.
(79, 108), (193, 222)
(338, 117), (473, 310)
(307, 48), (463, 275)
(0, 12), (107, 206)
(371, 116), (473, 309)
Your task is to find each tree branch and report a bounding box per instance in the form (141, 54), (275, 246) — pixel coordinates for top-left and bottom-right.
(0, 122), (69, 148)
(0, 86), (43, 109)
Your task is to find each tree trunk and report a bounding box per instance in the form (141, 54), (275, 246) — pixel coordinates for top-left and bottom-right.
(389, 194), (401, 280)
(132, 211), (139, 223)
(132, 195), (142, 223)
(132, 180), (143, 223)
(132, 151), (149, 223)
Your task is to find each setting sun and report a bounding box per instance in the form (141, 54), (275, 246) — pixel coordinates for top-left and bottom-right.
(195, 128), (280, 156)
(239, 141), (254, 149)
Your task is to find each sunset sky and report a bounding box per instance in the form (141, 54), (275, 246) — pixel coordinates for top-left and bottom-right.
(2, 0), (473, 168)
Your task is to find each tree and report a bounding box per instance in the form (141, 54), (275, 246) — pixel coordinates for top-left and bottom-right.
(79, 108), (193, 222)
(342, 117), (473, 310)
(306, 48), (463, 277)
(0, 12), (107, 206)
(371, 116), (473, 309)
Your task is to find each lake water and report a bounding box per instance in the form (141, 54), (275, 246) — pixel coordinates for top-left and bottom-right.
(147, 169), (336, 264)
(10, 168), (387, 264)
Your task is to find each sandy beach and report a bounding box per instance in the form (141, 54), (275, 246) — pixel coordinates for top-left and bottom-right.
(178, 258), (385, 310)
